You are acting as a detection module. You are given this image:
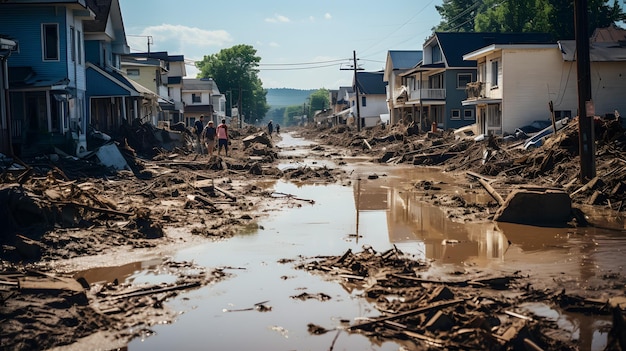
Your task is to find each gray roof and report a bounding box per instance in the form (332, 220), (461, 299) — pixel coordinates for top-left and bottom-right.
(559, 40), (626, 62)
(355, 71), (386, 95)
(388, 50), (423, 69)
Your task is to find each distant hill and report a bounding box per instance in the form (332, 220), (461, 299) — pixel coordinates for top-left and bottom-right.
(266, 88), (315, 108)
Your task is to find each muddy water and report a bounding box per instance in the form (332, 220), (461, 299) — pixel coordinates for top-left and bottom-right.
(119, 132), (625, 351)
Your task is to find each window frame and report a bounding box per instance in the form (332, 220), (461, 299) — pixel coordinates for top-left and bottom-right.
(192, 93), (201, 103)
(126, 68), (140, 77)
(42, 23), (60, 61)
(457, 73), (472, 89)
(451, 109), (461, 120)
(463, 109), (475, 120)
(491, 60), (499, 88)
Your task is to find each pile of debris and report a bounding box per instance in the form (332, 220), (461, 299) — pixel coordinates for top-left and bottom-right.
(304, 118), (626, 214)
(297, 247), (626, 350)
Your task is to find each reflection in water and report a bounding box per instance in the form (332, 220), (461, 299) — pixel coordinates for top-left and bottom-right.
(354, 175), (508, 265)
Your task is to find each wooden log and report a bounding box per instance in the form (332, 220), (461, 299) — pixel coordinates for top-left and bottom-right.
(477, 178), (504, 205)
(214, 185), (236, 201)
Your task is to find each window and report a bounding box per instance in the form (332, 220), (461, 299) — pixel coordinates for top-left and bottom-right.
(491, 60), (499, 87)
(192, 94), (201, 103)
(70, 27), (75, 62)
(429, 73), (444, 89)
(77, 30), (82, 64)
(464, 109), (475, 120)
(457, 73), (472, 89)
(432, 44), (442, 63)
(478, 62), (486, 82)
(42, 23), (59, 61)
(361, 96), (366, 107)
(451, 109), (461, 120)
(126, 68), (140, 77)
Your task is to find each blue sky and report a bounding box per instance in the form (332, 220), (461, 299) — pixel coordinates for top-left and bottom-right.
(119, 0), (443, 90)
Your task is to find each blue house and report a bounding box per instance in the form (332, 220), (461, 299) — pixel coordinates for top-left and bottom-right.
(0, 0), (94, 156)
(1, 36), (18, 155)
(401, 32), (554, 131)
(83, 0), (158, 141)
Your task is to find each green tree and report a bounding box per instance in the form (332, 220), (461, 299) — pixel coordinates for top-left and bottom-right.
(195, 44), (269, 125)
(308, 89), (330, 115)
(436, 0), (625, 39)
(434, 0), (482, 32)
(284, 105), (305, 126)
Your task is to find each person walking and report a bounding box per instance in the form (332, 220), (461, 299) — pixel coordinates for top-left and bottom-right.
(216, 118), (229, 156)
(203, 120), (217, 156)
(194, 115), (205, 154)
(276, 124), (280, 135)
(267, 120), (273, 138)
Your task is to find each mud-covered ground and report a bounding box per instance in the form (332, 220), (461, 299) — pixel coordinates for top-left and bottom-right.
(1, 119), (625, 350)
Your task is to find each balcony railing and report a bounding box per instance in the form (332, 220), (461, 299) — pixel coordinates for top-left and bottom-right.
(465, 81), (484, 99)
(407, 88), (446, 100)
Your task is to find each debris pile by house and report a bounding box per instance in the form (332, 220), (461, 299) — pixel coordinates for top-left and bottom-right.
(297, 247), (626, 351)
(302, 117), (626, 218)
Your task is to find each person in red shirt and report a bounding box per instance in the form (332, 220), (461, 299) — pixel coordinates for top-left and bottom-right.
(216, 118), (229, 156)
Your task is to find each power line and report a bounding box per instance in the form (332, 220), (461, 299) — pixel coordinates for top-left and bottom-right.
(258, 58), (349, 66)
(258, 63), (346, 71)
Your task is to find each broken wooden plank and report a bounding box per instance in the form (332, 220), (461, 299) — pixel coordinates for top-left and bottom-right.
(19, 275), (84, 293)
(110, 282), (200, 300)
(349, 298), (464, 330)
(193, 179), (214, 189)
(214, 185), (236, 201)
(363, 139), (372, 150)
(476, 178), (504, 205)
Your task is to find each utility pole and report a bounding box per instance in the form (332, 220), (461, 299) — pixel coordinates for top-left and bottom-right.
(574, 0), (596, 181)
(340, 51), (363, 132)
(353, 50), (361, 132)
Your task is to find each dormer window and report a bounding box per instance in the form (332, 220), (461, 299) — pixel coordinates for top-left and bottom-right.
(432, 44), (442, 63)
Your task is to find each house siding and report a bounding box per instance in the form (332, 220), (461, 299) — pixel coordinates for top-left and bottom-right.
(1, 6), (69, 80)
(590, 62), (626, 116)
(501, 48), (567, 133)
(445, 69), (475, 130)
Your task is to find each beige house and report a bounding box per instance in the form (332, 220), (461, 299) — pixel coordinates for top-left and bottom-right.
(383, 50), (422, 125)
(462, 39), (626, 135)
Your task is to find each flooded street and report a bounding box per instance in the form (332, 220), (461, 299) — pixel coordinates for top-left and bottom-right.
(99, 133), (625, 351)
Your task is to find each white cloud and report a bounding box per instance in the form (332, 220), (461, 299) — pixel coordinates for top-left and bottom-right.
(324, 13), (332, 20)
(128, 24), (233, 53)
(265, 14), (290, 23)
(269, 42), (280, 47)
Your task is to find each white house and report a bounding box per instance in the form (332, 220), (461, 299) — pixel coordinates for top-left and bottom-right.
(462, 40), (626, 135)
(181, 78), (226, 127)
(350, 71), (388, 128)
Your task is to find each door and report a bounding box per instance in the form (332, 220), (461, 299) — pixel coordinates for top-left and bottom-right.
(487, 104), (501, 135)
